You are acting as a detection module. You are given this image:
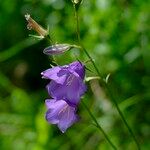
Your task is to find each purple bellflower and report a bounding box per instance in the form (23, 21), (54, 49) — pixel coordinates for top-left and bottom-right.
(45, 99), (79, 133)
(41, 61), (86, 106)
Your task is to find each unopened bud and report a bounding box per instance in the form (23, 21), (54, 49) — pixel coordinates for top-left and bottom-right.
(25, 14), (48, 38)
(43, 44), (80, 55)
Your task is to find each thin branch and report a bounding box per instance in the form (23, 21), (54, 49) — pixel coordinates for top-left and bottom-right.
(82, 101), (117, 150)
(73, 3), (140, 150)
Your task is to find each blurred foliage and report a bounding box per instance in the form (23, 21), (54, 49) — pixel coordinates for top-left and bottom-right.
(0, 0), (149, 149)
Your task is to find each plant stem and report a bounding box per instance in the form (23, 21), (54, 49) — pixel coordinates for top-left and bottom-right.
(73, 3), (140, 150)
(106, 86), (141, 150)
(81, 101), (117, 150)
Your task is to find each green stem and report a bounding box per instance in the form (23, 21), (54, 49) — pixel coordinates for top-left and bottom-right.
(82, 101), (117, 150)
(73, 4), (140, 150)
(106, 86), (141, 150)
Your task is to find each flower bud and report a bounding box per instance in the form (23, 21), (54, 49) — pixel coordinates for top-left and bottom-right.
(43, 44), (73, 55)
(25, 14), (48, 38)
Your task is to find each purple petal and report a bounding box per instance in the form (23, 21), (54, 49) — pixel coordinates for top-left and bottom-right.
(65, 74), (86, 105)
(46, 81), (66, 99)
(57, 106), (79, 133)
(41, 67), (67, 84)
(45, 109), (59, 124)
(69, 61), (85, 79)
(65, 75), (81, 105)
(45, 99), (56, 109)
(41, 66), (61, 79)
(41, 61), (85, 83)
(45, 99), (78, 133)
(45, 99), (64, 109)
(47, 74), (86, 105)
(45, 99), (67, 124)
(47, 75), (80, 105)
(78, 79), (87, 96)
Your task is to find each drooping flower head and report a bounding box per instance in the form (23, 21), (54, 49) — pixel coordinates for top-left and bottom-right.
(45, 99), (79, 133)
(41, 61), (86, 106)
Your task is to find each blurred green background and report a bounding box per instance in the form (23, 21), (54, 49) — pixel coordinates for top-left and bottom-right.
(0, 0), (149, 149)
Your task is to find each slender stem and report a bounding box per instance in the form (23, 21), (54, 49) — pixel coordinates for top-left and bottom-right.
(106, 86), (141, 150)
(73, 4), (140, 150)
(81, 101), (117, 150)
(73, 4), (103, 78)
(74, 4), (81, 43)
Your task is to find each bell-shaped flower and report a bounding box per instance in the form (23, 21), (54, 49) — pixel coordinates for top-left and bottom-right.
(41, 61), (86, 105)
(45, 99), (79, 133)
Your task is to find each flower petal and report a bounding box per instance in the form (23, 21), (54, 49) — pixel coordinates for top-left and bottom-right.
(46, 81), (67, 99)
(65, 75), (81, 105)
(45, 109), (59, 124)
(45, 99), (56, 109)
(69, 61), (85, 79)
(78, 79), (87, 96)
(57, 103), (78, 133)
(47, 74), (86, 105)
(41, 67), (67, 84)
(45, 99), (78, 133)
(41, 66), (61, 79)
(45, 99), (66, 124)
